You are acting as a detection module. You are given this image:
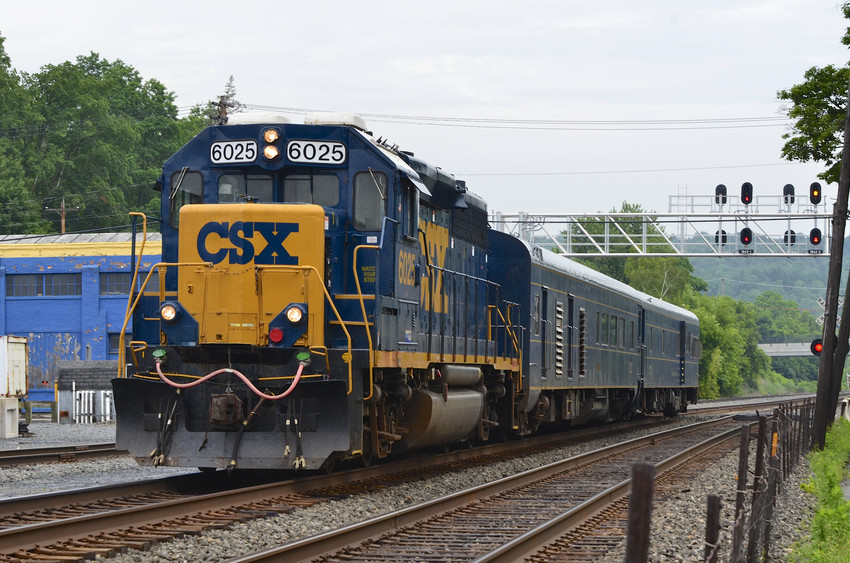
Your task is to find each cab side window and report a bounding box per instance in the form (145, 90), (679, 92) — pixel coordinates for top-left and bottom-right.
(169, 170), (203, 229)
(353, 170), (387, 231)
(402, 178), (419, 238)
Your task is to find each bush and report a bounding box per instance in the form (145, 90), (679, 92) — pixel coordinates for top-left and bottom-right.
(792, 419), (850, 561)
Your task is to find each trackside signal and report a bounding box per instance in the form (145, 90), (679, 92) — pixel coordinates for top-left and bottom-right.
(741, 182), (753, 205)
(810, 182), (822, 205)
(808, 227), (823, 255)
(783, 184), (795, 205)
(715, 184), (727, 205)
(811, 338), (823, 356)
(784, 230), (796, 245)
(740, 227), (753, 245)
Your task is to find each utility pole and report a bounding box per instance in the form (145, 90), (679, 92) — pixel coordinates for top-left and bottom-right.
(813, 80), (850, 449)
(43, 198), (79, 234)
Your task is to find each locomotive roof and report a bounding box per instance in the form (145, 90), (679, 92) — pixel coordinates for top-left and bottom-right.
(525, 239), (698, 322)
(0, 233), (162, 244)
(226, 111), (485, 213)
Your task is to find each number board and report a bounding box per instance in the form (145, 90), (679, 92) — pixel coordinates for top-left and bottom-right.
(210, 140), (257, 164)
(286, 140), (346, 164)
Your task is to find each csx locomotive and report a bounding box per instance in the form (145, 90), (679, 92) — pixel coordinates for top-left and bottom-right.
(113, 112), (700, 472)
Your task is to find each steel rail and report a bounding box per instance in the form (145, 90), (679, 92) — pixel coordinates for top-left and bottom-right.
(474, 424), (744, 562)
(0, 416), (675, 555)
(0, 443), (122, 467)
(226, 416), (735, 562)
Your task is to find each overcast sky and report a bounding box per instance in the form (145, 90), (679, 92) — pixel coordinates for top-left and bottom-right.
(3, 1), (849, 216)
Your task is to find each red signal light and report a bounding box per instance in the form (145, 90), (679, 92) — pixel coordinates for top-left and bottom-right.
(741, 182), (753, 205)
(811, 338), (824, 356)
(269, 327), (284, 343)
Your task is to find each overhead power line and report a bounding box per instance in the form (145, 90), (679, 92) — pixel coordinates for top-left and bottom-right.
(245, 104), (790, 131)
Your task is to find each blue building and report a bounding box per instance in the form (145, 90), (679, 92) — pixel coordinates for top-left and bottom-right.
(0, 233), (161, 389)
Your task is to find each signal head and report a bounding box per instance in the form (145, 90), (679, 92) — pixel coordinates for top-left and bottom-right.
(810, 182), (822, 205)
(741, 182), (753, 205)
(715, 184), (727, 205)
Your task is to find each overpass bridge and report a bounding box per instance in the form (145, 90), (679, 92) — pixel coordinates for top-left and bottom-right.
(758, 342), (816, 357)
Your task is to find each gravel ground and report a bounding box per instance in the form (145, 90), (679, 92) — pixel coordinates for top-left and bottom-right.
(0, 420), (193, 498)
(0, 417), (816, 561)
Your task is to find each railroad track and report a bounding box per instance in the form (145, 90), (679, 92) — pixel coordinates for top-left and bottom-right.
(227, 417), (742, 562)
(0, 403), (795, 562)
(0, 443), (124, 467)
(0, 416), (680, 561)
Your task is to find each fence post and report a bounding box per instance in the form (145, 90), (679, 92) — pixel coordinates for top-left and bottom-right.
(746, 416), (768, 562)
(704, 494), (722, 563)
(731, 424), (750, 563)
(625, 462), (654, 563)
(761, 411), (781, 561)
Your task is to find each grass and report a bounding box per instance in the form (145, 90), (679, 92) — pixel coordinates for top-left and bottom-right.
(791, 419), (850, 561)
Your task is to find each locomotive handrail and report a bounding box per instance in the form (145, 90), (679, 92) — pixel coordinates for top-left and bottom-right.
(119, 212), (149, 378)
(418, 224), (520, 369)
(488, 302), (523, 394)
(353, 244), (379, 402)
(118, 261), (211, 376)
(121, 259), (355, 393)
(255, 264), (354, 394)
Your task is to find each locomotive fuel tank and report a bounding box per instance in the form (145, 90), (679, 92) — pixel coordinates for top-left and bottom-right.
(395, 388), (484, 452)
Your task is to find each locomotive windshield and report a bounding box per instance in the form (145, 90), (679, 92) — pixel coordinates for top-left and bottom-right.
(283, 174), (339, 206)
(218, 173), (273, 203)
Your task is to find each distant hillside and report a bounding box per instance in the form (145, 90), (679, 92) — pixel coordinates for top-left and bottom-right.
(690, 237), (850, 311)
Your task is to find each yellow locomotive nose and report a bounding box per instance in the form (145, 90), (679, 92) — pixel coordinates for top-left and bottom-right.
(175, 203), (326, 347)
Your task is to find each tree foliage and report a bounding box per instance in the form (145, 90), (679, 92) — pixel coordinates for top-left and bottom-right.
(0, 34), (230, 234)
(571, 200), (797, 399)
(564, 201), (669, 283)
(777, 2), (850, 184)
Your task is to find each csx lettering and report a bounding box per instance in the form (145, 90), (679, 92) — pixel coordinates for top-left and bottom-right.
(398, 250), (417, 286)
(197, 221), (299, 265)
(419, 219), (449, 313)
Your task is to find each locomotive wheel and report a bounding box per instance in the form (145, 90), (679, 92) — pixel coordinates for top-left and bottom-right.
(361, 450), (373, 467)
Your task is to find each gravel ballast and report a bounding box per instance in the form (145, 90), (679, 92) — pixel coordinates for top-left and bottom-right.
(0, 418), (815, 561)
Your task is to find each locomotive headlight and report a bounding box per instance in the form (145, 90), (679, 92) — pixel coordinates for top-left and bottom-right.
(160, 303), (179, 322)
(263, 128), (280, 143)
(263, 145), (280, 160)
(285, 304), (305, 324)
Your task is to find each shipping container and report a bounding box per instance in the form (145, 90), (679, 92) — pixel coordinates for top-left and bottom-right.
(0, 336), (28, 398)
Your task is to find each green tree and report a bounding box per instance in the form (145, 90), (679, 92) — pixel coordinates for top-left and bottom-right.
(777, 2), (850, 184)
(19, 52), (184, 232)
(0, 35), (48, 234)
(565, 201), (668, 283)
(751, 290), (820, 343)
(624, 255), (707, 306)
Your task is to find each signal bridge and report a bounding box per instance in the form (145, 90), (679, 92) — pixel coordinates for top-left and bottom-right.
(491, 183), (831, 258)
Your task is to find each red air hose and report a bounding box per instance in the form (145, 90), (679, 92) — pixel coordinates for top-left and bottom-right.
(155, 362), (303, 400)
